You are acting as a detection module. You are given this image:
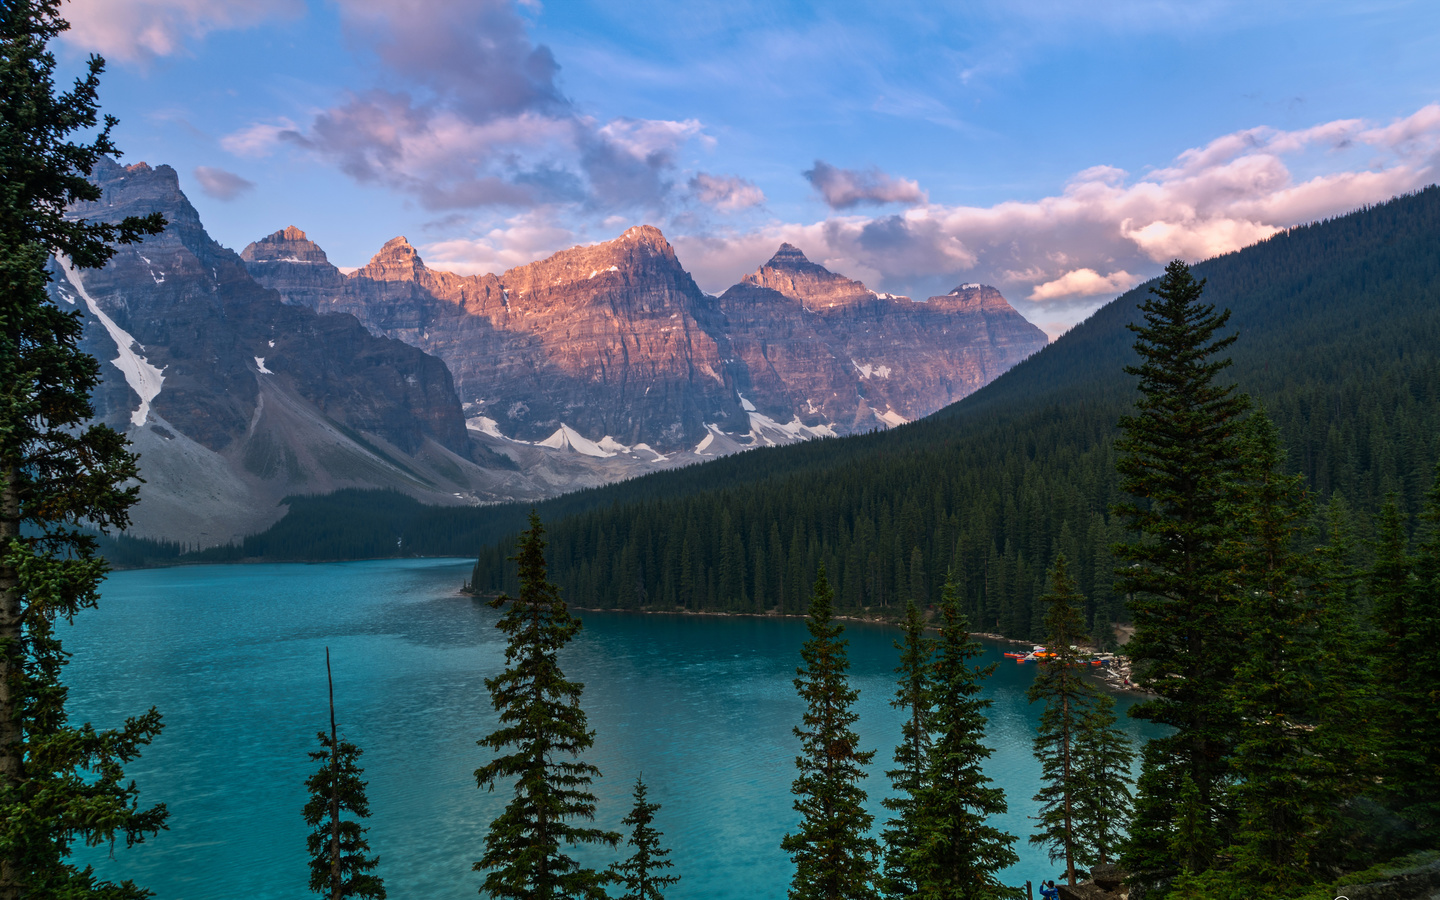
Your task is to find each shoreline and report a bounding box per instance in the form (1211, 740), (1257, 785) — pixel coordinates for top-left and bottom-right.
(468, 590), (1152, 696)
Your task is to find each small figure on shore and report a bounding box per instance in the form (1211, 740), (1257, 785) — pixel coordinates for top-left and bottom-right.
(1040, 879), (1059, 900)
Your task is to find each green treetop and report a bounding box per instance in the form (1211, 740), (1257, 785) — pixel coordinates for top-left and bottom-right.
(782, 565), (880, 900)
(608, 776), (680, 900)
(475, 512), (618, 900)
(0, 3), (167, 897)
(1069, 693), (1133, 869)
(908, 573), (1020, 900)
(303, 651), (384, 900)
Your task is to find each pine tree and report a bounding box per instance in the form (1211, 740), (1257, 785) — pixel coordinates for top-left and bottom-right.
(1069, 693), (1133, 868)
(881, 599), (934, 897)
(1026, 555), (1098, 886)
(782, 565), (880, 900)
(908, 573), (1020, 900)
(1113, 260), (1249, 874)
(608, 776), (679, 900)
(0, 3), (168, 897)
(303, 649), (384, 899)
(475, 512), (619, 900)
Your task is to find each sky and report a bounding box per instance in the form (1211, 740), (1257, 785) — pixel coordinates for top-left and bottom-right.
(58, 0), (1440, 338)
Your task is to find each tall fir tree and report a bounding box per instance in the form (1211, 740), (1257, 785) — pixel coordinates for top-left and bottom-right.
(1113, 259), (1249, 875)
(881, 599), (934, 898)
(303, 649), (384, 900)
(782, 565), (880, 900)
(475, 512), (618, 900)
(1069, 693), (1133, 869)
(1026, 555), (1098, 886)
(607, 776), (679, 900)
(0, 3), (168, 897)
(908, 573), (1020, 900)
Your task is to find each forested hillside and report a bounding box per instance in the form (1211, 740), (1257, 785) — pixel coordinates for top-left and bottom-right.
(465, 186), (1440, 642)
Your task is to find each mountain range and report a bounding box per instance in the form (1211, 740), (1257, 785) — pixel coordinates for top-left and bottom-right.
(62, 159), (1047, 545)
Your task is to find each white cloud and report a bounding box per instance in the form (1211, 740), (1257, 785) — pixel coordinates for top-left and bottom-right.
(220, 119), (299, 157)
(60, 0), (301, 62)
(1029, 268), (1140, 301)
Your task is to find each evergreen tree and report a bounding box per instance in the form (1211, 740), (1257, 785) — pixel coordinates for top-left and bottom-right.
(608, 776), (679, 900)
(881, 599), (934, 897)
(0, 3), (168, 897)
(303, 649), (384, 899)
(1026, 555), (1098, 886)
(475, 512), (618, 900)
(909, 573), (1020, 900)
(1383, 460), (1440, 837)
(782, 565), (880, 900)
(1069, 694), (1133, 868)
(1113, 260), (1249, 874)
(1224, 412), (1328, 888)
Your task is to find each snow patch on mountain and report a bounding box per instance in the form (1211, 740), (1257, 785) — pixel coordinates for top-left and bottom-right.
(254, 357), (274, 374)
(852, 360), (892, 380)
(58, 256), (165, 426)
(538, 424), (616, 458)
(872, 407), (908, 428)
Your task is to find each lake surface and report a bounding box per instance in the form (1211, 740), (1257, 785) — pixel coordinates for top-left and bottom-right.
(65, 558), (1166, 899)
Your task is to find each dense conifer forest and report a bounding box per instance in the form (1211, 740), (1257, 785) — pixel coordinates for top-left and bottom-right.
(463, 186), (1440, 642)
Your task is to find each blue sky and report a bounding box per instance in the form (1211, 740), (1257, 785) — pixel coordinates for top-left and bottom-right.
(60, 0), (1440, 335)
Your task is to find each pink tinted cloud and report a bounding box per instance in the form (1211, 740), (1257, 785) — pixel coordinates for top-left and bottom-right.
(225, 0), (712, 214)
(804, 160), (928, 209)
(60, 0), (301, 62)
(688, 173), (766, 211)
(192, 165), (255, 200)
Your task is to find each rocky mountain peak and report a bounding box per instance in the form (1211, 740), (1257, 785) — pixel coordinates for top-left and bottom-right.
(240, 226), (331, 265)
(356, 236), (428, 283)
(619, 224), (670, 248)
(741, 243), (875, 308)
(928, 282), (1015, 312)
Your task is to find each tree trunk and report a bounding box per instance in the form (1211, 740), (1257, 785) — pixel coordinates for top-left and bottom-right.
(328, 648), (341, 900)
(0, 466), (22, 900)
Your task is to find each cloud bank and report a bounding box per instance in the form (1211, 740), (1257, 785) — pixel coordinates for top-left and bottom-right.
(60, 0), (300, 62)
(192, 166), (255, 200)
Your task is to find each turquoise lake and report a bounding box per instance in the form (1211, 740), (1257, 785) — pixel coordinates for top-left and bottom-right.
(64, 558), (1166, 899)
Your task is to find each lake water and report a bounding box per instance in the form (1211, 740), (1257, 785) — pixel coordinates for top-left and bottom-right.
(64, 558), (1165, 899)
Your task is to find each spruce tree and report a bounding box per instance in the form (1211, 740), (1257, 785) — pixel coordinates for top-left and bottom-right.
(1113, 259), (1249, 874)
(908, 573), (1019, 900)
(1069, 693), (1133, 868)
(0, 3), (168, 897)
(475, 512), (618, 900)
(782, 565), (880, 900)
(608, 776), (679, 900)
(1026, 555), (1098, 886)
(303, 649), (384, 899)
(881, 599), (934, 897)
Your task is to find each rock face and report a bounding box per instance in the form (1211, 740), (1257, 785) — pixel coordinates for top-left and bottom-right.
(58, 160), (538, 544)
(247, 232), (1048, 449)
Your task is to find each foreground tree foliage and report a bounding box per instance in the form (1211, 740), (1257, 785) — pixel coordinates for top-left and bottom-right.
(907, 574), (1020, 900)
(1026, 555), (1101, 886)
(608, 776), (679, 900)
(1114, 260), (1250, 874)
(303, 650), (384, 900)
(880, 599), (933, 898)
(475, 513), (618, 900)
(1068, 693), (1132, 869)
(0, 2), (168, 896)
(782, 566), (880, 900)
